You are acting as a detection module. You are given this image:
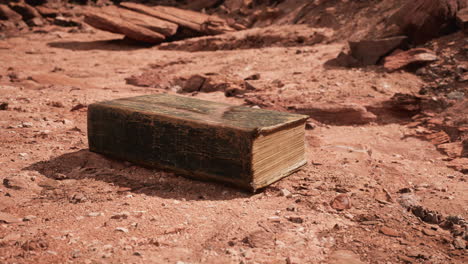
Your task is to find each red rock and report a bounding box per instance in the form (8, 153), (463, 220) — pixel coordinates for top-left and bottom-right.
(384, 48), (438, 71)
(330, 194), (352, 211)
(380, 226), (400, 237)
(390, 0), (467, 44)
(425, 131), (451, 145)
(0, 4), (22, 21)
(348, 36), (407, 66)
(121, 2), (235, 35)
(84, 11), (166, 44)
(9, 2), (42, 21)
(35, 6), (58, 18)
(437, 142), (464, 158)
(100, 6), (178, 37)
(181, 74), (206, 93)
(447, 158), (468, 173)
(422, 228), (437, 236)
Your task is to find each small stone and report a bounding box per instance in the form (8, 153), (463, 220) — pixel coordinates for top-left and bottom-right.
(380, 226), (400, 237)
(21, 239), (48, 251)
(115, 227), (129, 233)
(225, 248), (237, 255)
(21, 122), (33, 128)
(53, 173), (68, 180)
(268, 216), (281, 222)
(453, 237), (466, 249)
(244, 73), (261, 80)
(287, 216), (304, 224)
(3, 176), (32, 190)
(87, 212), (103, 217)
(72, 250), (81, 258)
(70, 193), (86, 204)
(422, 228), (437, 236)
(111, 212), (130, 220)
(0, 102), (8, 110)
(280, 188), (293, 198)
(330, 194), (352, 210)
(133, 251), (142, 256)
(62, 119), (73, 125)
(49, 101), (64, 108)
(18, 153), (28, 158)
(344, 213), (354, 220)
(23, 215), (36, 221)
(305, 120), (316, 130)
(70, 103), (87, 112)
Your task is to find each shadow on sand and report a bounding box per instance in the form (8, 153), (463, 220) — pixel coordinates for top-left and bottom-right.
(24, 149), (252, 201)
(47, 38), (155, 51)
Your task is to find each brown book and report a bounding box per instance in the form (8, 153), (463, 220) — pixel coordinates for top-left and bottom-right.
(88, 94), (307, 191)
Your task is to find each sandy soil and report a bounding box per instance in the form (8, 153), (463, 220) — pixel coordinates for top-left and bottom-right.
(0, 22), (467, 264)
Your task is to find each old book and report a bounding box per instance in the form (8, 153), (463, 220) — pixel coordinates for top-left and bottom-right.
(88, 94), (307, 191)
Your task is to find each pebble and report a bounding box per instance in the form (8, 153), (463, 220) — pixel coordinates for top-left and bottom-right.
(422, 228), (437, 236)
(53, 173), (68, 180)
(23, 215), (37, 221)
(398, 193), (421, 208)
(453, 237), (466, 249)
(70, 193), (87, 203)
(287, 216), (304, 224)
(280, 188), (293, 198)
(225, 248), (237, 255)
(87, 212), (103, 217)
(268, 216), (281, 222)
(115, 227), (129, 233)
(0, 102), (8, 110)
(330, 194), (352, 210)
(72, 250), (81, 258)
(380, 226), (400, 237)
(21, 122), (33, 128)
(111, 212), (130, 220)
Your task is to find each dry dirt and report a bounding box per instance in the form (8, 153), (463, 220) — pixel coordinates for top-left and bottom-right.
(0, 6), (467, 264)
